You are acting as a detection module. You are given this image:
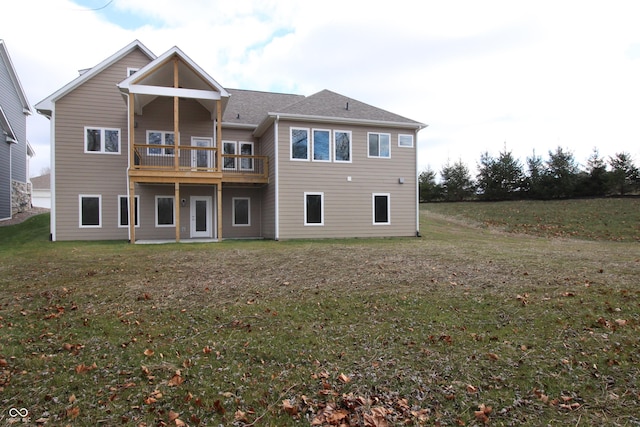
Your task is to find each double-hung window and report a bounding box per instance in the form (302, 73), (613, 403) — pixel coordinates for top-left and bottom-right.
(118, 195), (139, 228)
(85, 127), (120, 154)
(79, 195), (101, 228)
(312, 129), (331, 161)
(291, 128), (310, 160)
(372, 193), (390, 225)
(304, 192), (324, 226)
(334, 130), (352, 162)
(147, 131), (175, 156)
(155, 196), (175, 227)
(368, 132), (391, 158)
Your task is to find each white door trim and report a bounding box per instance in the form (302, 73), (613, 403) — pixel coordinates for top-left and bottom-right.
(190, 196), (212, 238)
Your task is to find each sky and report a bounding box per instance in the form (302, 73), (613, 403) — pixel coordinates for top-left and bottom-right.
(4, 0), (640, 179)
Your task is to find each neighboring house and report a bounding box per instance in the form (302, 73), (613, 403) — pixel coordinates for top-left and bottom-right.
(31, 172), (51, 209)
(0, 40), (33, 221)
(36, 40), (425, 242)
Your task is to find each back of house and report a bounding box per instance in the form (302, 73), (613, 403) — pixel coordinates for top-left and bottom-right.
(36, 40), (425, 242)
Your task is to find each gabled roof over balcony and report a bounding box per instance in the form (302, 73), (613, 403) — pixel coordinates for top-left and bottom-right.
(117, 46), (230, 119)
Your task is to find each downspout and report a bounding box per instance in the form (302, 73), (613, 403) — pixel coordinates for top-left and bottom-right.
(49, 108), (56, 241)
(415, 126), (421, 237)
(125, 93), (131, 242)
(274, 115), (280, 241)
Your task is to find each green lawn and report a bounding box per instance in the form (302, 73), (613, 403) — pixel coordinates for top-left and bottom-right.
(0, 204), (638, 426)
(421, 198), (640, 242)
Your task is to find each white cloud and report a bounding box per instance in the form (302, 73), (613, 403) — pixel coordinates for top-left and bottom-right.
(4, 0), (640, 177)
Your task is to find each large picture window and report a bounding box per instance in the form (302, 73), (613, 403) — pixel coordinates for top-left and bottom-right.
(304, 192), (324, 226)
(79, 195), (101, 228)
(368, 132), (391, 158)
(312, 129), (331, 161)
(155, 196), (175, 227)
(372, 193), (390, 225)
(291, 128), (309, 160)
(118, 195), (139, 228)
(85, 127), (120, 154)
(334, 130), (352, 162)
(233, 197), (250, 226)
(147, 131), (175, 156)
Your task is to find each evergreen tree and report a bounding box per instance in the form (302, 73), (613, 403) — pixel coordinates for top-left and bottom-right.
(525, 150), (545, 199)
(477, 149), (525, 200)
(545, 147), (580, 198)
(608, 152), (639, 195)
(440, 160), (475, 201)
(582, 148), (608, 196)
(418, 167), (443, 202)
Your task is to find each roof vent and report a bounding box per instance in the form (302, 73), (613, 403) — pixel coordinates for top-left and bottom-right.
(236, 113), (240, 119)
(345, 102), (349, 111)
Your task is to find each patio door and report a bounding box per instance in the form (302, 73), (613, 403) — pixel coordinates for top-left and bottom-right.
(191, 137), (213, 169)
(190, 196), (212, 238)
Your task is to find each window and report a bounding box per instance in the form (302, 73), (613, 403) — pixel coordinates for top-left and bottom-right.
(239, 142), (254, 170)
(147, 131), (175, 156)
(372, 193), (390, 225)
(79, 195), (101, 228)
(223, 141), (237, 169)
(334, 130), (352, 162)
(368, 132), (391, 158)
(233, 197), (250, 226)
(291, 128), (309, 160)
(312, 129), (331, 161)
(118, 195), (139, 228)
(85, 127), (120, 154)
(398, 134), (414, 148)
(304, 192), (324, 226)
(155, 196), (175, 227)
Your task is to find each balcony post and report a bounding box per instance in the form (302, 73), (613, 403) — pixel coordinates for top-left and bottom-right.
(173, 57), (180, 171)
(129, 179), (135, 243)
(216, 99), (222, 172)
(175, 182), (181, 242)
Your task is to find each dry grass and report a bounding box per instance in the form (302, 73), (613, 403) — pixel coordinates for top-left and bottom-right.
(0, 207), (639, 426)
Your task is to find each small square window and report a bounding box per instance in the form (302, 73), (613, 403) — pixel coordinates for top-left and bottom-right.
(398, 134), (414, 148)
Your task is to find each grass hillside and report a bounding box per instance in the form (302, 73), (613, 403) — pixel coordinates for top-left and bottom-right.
(0, 206), (638, 426)
(422, 198), (640, 242)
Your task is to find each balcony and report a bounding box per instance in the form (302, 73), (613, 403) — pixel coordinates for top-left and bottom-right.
(129, 144), (268, 184)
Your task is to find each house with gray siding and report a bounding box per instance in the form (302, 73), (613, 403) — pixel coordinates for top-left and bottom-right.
(0, 40), (33, 221)
(36, 40), (425, 242)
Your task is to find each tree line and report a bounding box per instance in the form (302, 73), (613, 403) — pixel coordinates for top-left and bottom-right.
(419, 147), (640, 202)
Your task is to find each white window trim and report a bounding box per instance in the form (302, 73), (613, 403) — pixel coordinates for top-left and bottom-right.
(312, 128), (332, 162)
(334, 130), (352, 163)
(372, 193), (391, 225)
(79, 194), (102, 228)
(398, 134), (414, 148)
(290, 127), (310, 161)
(155, 195), (175, 227)
(232, 197), (251, 227)
(367, 132), (391, 159)
(304, 192), (324, 226)
(147, 130), (176, 156)
(239, 141), (255, 171)
(222, 140), (237, 170)
(118, 195), (140, 228)
(84, 127), (121, 154)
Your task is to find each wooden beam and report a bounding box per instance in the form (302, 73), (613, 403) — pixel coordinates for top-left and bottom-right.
(129, 180), (135, 243)
(217, 183), (222, 241)
(175, 182), (181, 243)
(173, 57), (180, 171)
(216, 99), (222, 172)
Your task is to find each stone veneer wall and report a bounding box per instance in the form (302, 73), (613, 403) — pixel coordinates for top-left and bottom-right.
(11, 180), (31, 214)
